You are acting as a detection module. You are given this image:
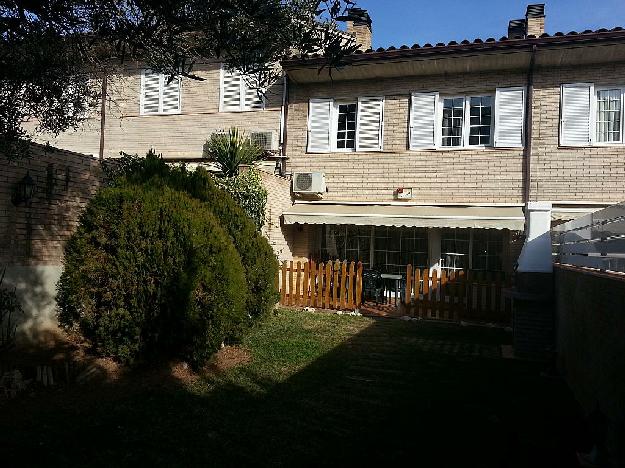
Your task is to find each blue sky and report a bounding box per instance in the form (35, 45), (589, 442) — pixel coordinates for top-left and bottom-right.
(349, 0), (625, 48)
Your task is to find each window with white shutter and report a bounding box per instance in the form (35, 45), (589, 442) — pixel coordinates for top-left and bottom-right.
(140, 70), (181, 115)
(494, 87), (525, 148)
(356, 97), (384, 151)
(220, 66), (265, 112)
(307, 98), (332, 153)
(409, 92), (438, 149)
(560, 83), (593, 146)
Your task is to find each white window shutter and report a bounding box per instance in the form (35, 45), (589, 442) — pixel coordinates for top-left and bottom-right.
(560, 83), (593, 146)
(161, 75), (181, 113)
(409, 92), (438, 149)
(356, 97), (384, 151)
(494, 87), (525, 148)
(221, 68), (242, 111)
(244, 80), (265, 110)
(307, 99), (332, 153)
(141, 70), (161, 114)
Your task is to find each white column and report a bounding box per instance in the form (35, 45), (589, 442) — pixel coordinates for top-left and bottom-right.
(516, 201), (553, 273)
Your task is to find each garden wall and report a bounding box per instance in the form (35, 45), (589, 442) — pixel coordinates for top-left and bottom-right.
(0, 144), (104, 341)
(554, 264), (625, 468)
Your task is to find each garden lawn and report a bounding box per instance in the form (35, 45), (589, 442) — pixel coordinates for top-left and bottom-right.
(2, 309), (585, 467)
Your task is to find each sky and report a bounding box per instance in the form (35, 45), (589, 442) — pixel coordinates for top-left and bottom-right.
(349, 0), (625, 49)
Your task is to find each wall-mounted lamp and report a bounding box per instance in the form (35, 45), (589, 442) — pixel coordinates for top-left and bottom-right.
(11, 172), (35, 206)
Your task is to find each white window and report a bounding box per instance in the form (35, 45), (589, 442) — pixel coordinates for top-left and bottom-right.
(560, 83), (625, 146)
(220, 66), (264, 112)
(410, 88), (524, 150)
(441, 95), (493, 148)
(596, 88), (623, 144)
(140, 70), (181, 115)
(307, 97), (384, 153)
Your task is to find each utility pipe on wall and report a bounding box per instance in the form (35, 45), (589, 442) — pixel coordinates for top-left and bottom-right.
(523, 45), (537, 205)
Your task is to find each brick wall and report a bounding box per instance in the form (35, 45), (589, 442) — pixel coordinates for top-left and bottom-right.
(25, 61), (283, 160)
(554, 265), (625, 467)
(285, 62), (625, 204)
(0, 144), (104, 266)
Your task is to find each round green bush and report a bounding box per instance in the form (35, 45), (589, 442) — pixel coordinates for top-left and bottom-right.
(113, 154), (279, 321)
(57, 183), (247, 366)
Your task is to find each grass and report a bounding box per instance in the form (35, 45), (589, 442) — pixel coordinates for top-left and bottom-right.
(2, 309), (586, 467)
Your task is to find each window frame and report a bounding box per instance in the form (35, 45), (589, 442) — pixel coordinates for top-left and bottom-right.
(140, 69), (182, 116)
(592, 85), (625, 147)
(437, 94), (495, 149)
(331, 100), (358, 152)
(219, 64), (266, 113)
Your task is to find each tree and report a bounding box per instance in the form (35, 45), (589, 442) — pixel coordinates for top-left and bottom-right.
(0, 0), (359, 155)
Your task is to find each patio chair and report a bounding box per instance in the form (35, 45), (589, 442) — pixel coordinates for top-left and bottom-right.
(362, 269), (384, 304)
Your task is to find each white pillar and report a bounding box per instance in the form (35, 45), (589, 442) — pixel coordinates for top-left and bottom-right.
(516, 202), (553, 273)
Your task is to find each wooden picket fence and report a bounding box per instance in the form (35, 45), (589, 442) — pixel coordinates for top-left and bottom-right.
(278, 260), (363, 310)
(404, 265), (511, 323)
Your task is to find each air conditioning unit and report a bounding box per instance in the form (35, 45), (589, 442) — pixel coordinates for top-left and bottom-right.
(292, 172), (326, 194)
(250, 131), (275, 151)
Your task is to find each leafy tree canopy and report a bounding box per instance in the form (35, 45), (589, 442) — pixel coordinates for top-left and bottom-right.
(0, 0), (358, 154)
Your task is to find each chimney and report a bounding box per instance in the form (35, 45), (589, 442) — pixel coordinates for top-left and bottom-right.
(508, 19), (527, 39)
(525, 3), (545, 37)
(341, 8), (372, 51)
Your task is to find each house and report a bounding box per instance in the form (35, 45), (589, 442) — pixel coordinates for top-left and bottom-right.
(28, 60), (285, 162)
(27, 3), (625, 279)
(279, 4), (625, 279)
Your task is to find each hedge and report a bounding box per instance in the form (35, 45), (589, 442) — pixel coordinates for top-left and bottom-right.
(57, 183), (247, 365)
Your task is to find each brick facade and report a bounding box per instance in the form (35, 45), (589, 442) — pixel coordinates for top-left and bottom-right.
(25, 61), (283, 160)
(285, 62), (625, 204)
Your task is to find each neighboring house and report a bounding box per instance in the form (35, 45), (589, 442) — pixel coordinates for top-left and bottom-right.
(279, 4), (625, 277)
(28, 60), (284, 161)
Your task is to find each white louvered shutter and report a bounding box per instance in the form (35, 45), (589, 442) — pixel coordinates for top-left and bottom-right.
(560, 83), (593, 146)
(409, 92), (438, 149)
(221, 68), (243, 111)
(494, 87), (525, 148)
(356, 97), (384, 151)
(161, 75), (181, 113)
(141, 71), (161, 114)
(307, 99), (332, 153)
(244, 79), (265, 110)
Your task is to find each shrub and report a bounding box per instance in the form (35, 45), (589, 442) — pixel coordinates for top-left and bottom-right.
(114, 154), (279, 321)
(202, 127), (263, 177)
(57, 184), (247, 365)
(214, 167), (267, 230)
(0, 269), (24, 351)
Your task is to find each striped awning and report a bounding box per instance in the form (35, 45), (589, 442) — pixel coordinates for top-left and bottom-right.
(282, 203), (525, 230)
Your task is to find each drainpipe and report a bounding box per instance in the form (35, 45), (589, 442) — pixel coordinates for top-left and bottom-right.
(279, 71), (288, 176)
(98, 72), (107, 161)
(522, 45), (537, 205)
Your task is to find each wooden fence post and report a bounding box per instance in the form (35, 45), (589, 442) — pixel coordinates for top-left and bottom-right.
(279, 261), (286, 305)
(303, 262), (310, 307)
(288, 261), (294, 306)
(339, 261), (347, 309)
(422, 268), (429, 319)
(440, 269), (447, 320)
(347, 261), (355, 309)
(356, 261), (363, 308)
(310, 260), (317, 308)
(324, 262), (332, 309)
(405, 264), (413, 308)
(333, 260), (340, 309)
(431, 269), (439, 319)
(414, 268), (421, 318)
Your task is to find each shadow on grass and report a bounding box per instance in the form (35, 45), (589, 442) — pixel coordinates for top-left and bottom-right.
(2, 316), (587, 467)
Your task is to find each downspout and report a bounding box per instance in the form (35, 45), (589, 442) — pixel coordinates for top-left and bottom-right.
(98, 72), (107, 161)
(279, 71), (289, 176)
(522, 45), (537, 205)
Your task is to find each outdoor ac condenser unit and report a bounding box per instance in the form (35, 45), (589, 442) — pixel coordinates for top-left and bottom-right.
(292, 172), (326, 194)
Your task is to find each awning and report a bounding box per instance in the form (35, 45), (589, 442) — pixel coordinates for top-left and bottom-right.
(283, 203), (525, 230)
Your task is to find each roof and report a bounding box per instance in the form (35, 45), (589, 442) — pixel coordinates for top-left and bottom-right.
(282, 203), (525, 230)
(282, 27), (625, 68)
